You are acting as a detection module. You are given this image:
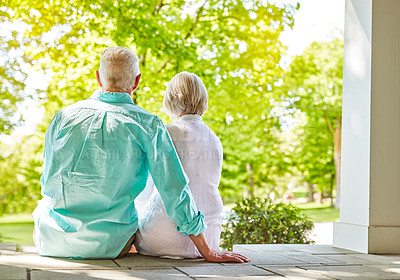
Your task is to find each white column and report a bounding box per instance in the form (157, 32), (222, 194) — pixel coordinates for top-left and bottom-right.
(333, 0), (400, 254)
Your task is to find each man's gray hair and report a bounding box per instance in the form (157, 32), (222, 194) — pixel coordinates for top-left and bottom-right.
(99, 47), (140, 93)
(163, 72), (208, 117)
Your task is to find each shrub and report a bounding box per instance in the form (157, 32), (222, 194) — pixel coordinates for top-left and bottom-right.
(220, 197), (314, 250)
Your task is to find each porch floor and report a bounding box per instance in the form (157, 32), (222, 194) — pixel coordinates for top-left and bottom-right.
(1, 243), (400, 279)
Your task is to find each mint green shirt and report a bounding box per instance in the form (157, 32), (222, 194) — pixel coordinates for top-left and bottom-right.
(32, 90), (206, 259)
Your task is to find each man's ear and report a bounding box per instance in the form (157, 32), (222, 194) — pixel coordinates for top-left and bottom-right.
(132, 74), (142, 91)
(96, 71), (102, 87)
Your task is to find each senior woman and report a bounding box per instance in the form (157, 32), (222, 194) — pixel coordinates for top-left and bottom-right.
(134, 72), (225, 258)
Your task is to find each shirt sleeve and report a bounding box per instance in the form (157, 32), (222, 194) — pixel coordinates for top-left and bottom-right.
(40, 111), (60, 188)
(143, 117), (207, 236)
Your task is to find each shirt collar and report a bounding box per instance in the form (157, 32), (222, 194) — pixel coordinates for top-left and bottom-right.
(177, 114), (203, 122)
(89, 89), (134, 104)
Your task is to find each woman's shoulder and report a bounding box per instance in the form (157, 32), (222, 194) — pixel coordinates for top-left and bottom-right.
(167, 121), (221, 143)
(200, 122), (223, 149)
(165, 122), (180, 139)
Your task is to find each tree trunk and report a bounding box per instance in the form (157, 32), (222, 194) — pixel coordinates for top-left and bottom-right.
(317, 191), (323, 204)
(333, 116), (342, 208)
(132, 92), (138, 105)
(330, 173), (334, 208)
(324, 114), (342, 209)
(133, 50), (148, 105)
(307, 182), (314, 202)
(246, 163), (255, 197)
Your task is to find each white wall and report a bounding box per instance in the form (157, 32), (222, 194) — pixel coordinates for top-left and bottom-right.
(369, 0), (400, 228)
(334, 0), (400, 254)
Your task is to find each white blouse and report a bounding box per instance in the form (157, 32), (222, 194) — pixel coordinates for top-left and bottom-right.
(134, 114), (224, 258)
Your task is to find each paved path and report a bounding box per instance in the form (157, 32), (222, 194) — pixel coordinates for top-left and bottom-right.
(1, 243), (400, 279)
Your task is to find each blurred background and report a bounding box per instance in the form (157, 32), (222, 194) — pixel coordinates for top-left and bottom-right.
(0, 0), (344, 246)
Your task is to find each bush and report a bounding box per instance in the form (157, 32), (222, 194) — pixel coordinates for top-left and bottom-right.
(220, 197), (314, 250)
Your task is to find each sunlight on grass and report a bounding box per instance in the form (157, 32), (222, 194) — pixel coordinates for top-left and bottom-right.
(0, 213), (33, 223)
(0, 213), (34, 245)
(294, 202), (339, 223)
(295, 201), (333, 209)
(0, 203), (338, 246)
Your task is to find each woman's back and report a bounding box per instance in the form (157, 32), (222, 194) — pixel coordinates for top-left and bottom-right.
(168, 115), (223, 217)
(134, 114), (223, 258)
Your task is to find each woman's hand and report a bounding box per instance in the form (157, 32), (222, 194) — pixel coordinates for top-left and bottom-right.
(202, 249), (250, 263)
(189, 233), (250, 263)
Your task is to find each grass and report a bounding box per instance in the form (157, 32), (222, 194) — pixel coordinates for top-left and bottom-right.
(293, 191), (308, 199)
(294, 201), (340, 223)
(225, 200), (339, 223)
(0, 202), (339, 246)
(0, 213), (34, 245)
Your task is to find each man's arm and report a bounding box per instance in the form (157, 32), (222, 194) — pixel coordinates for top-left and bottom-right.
(144, 118), (249, 263)
(144, 118), (206, 236)
(41, 112), (60, 188)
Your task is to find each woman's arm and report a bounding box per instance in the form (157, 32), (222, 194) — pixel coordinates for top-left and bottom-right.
(189, 233), (250, 263)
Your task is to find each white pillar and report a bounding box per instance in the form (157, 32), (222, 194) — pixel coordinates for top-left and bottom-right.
(333, 0), (400, 254)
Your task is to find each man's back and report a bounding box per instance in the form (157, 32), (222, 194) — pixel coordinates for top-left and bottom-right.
(33, 90), (205, 259)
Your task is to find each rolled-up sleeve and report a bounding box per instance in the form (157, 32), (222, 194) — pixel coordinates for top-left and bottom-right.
(143, 118), (206, 236)
(40, 112), (60, 188)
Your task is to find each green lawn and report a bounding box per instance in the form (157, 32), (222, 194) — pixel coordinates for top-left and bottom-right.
(0, 202), (338, 246)
(295, 202), (340, 223)
(0, 213), (34, 245)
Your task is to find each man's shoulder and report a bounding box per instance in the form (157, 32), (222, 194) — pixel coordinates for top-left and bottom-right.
(60, 99), (159, 120)
(56, 98), (163, 133)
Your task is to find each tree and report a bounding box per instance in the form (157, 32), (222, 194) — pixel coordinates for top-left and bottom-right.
(292, 112), (335, 204)
(282, 38), (343, 207)
(0, 10), (32, 133)
(218, 109), (293, 202)
(0, 134), (43, 214)
(0, 8), (44, 213)
(1, 0), (299, 213)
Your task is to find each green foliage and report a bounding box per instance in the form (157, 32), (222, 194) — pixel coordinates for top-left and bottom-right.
(1, 2), (343, 215)
(279, 38), (343, 197)
(0, 21), (30, 133)
(9, 0), (298, 119)
(0, 135), (43, 215)
(218, 115), (293, 202)
(221, 197), (314, 250)
(1, 0), (300, 214)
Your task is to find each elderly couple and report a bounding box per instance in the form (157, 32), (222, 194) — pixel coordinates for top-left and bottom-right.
(32, 46), (249, 263)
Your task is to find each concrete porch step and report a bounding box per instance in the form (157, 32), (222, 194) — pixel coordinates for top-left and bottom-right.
(1, 244), (400, 279)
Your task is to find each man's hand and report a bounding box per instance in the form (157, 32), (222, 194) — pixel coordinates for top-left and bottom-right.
(189, 233), (250, 263)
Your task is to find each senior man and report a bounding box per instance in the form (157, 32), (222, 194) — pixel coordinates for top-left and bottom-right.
(32, 46), (249, 262)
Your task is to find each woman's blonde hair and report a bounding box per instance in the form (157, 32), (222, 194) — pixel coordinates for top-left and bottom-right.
(163, 71), (208, 117)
